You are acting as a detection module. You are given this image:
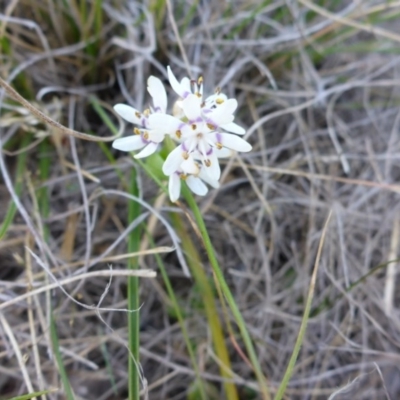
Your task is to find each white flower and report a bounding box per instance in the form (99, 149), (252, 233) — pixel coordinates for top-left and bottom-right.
(112, 76), (168, 158)
(168, 164), (220, 202)
(111, 65), (253, 203)
(149, 93), (252, 181)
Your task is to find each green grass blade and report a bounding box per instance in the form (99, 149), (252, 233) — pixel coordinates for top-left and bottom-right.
(8, 389), (58, 400)
(90, 96), (119, 135)
(99, 328), (119, 396)
(0, 134), (31, 240)
(50, 316), (75, 400)
(39, 139), (74, 399)
(127, 168), (141, 400)
(274, 211), (332, 400)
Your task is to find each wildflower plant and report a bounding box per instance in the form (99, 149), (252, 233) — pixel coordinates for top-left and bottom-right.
(112, 66), (252, 201)
(111, 66), (269, 400)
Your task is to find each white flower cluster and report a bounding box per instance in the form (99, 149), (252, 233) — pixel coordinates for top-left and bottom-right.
(112, 66), (252, 202)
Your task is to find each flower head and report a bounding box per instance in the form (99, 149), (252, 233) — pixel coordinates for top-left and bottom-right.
(150, 73), (252, 185)
(112, 65), (252, 202)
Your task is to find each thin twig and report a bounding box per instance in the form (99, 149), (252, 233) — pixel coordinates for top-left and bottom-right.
(0, 76), (121, 142)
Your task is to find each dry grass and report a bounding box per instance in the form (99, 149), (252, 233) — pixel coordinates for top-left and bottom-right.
(1, 1), (400, 399)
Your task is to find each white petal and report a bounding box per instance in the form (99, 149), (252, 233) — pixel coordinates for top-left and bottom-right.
(147, 129), (165, 143)
(220, 122), (245, 135)
(162, 145), (184, 176)
(148, 76), (167, 113)
(203, 151), (221, 180)
(214, 147), (233, 158)
(186, 176), (208, 196)
(169, 173), (181, 202)
(218, 132), (252, 152)
(198, 81), (204, 97)
(180, 77), (191, 95)
(187, 136), (200, 155)
(191, 149), (202, 161)
(181, 156), (199, 175)
(220, 98), (238, 114)
(172, 100), (185, 119)
(197, 136), (208, 157)
(112, 135), (146, 152)
(114, 104), (143, 125)
(168, 66), (188, 98)
(199, 168), (220, 189)
(206, 101), (236, 126)
(182, 94), (202, 121)
(181, 125), (198, 143)
(148, 113), (183, 136)
(134, 142), (159, 159)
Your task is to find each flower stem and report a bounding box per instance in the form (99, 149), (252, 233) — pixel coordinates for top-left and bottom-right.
(182, 185), (271, 400)
(147, 231), (208, 400)
(170, 212), (238, 400)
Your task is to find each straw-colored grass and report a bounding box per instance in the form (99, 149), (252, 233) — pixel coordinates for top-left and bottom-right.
(1, 1), (400, 399)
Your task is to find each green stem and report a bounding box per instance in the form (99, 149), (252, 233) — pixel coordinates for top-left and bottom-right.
(147, 232), (208, 400)
(182, 185), (270, 400)
(128, 168), (141, 400)
(170, 213), (238, 400)
(37, 139), (75, 399)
